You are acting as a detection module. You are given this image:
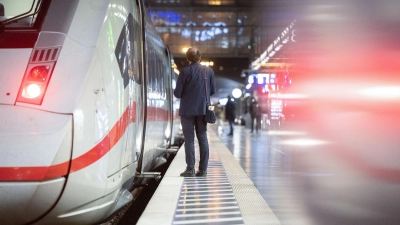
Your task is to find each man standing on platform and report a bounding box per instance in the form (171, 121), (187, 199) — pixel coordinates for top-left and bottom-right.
(250, 98), (261, 133)
(225, 95), (236, 135)
(173, 47), (216, 177)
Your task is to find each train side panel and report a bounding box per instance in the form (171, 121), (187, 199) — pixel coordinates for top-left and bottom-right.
(0, 0), (179, 224)
(37, 1), (139, 224)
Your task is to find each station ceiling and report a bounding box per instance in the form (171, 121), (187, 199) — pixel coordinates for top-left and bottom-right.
(144, 0), (297, 83)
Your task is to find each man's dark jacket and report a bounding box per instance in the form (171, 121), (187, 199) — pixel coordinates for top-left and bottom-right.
(174, 62), (216, 116)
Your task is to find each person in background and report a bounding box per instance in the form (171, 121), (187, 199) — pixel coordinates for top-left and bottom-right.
(225, 95), (236, 135)
(249, 97), (261, 133)
(173, 47), (216, 177)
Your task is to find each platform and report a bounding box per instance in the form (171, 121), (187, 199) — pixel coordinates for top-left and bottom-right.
(137, 123), (280, 225)
(136, 117), (400, 225)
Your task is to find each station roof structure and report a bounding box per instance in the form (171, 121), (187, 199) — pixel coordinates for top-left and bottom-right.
(145, 0), (297, 83)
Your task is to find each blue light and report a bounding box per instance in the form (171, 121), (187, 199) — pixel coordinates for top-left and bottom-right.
(148, 11), (181, 23)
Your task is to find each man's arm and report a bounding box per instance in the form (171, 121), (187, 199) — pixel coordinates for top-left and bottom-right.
(173, 72), (184, 98)
(209, 68), (216, 96)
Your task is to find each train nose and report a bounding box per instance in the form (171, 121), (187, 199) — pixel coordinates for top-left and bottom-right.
(0, 105), (72, 225)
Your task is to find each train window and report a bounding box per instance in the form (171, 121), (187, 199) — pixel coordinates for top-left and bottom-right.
(156, 55), (160, 99)
(0, 0), (45, 29)
(146, 44), (154, 99)
(115, 13), (142, 88)
(0, 0), (51, 48)
(133, 18), (142, 84)
(152, 49), (156, 98)
(161, 64), (166, 99)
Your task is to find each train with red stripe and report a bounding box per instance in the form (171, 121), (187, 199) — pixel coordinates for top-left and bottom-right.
(0, 0), (182, 224)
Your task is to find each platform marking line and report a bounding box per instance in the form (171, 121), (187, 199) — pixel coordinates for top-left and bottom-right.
(179, 197), (236, 202)
(181, 189), (233, 194)
(184, 178), (229, 182)
(185, 182), (230, 187)
(177, 201), (238, 207)
(180, 192), (234, 196)
(179, 193), (234, 199)
(175, 211), (241, 218)
(183, 186), (232, 190)
(184, 175), (227, 178)
(172, 217), (244, 224)
(175, 206), (239, 212)
(184, 180), (230, 184)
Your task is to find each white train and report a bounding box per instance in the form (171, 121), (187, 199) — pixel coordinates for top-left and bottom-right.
(0, 0), (182, 224)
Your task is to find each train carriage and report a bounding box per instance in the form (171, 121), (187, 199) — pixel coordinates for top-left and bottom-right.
(0, 0), (181, 224)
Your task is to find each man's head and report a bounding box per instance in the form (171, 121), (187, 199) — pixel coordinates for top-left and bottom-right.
(186, 47), (201, 63)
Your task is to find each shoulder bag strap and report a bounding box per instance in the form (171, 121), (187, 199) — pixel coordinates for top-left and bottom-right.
(203, 66), (209, 105)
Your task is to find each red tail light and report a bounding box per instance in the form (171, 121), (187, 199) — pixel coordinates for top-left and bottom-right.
(16, 47), (60, 105)
(16, 63), (54, 105)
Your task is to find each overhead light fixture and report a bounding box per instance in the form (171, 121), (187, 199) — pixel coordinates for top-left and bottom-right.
(209, 0), (222, 5)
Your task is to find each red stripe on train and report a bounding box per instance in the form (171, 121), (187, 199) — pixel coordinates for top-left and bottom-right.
(0, 104), (170, 181)
(70, 106), (132, 173)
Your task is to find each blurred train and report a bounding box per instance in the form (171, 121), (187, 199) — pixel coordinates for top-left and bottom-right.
(0, 0), (182, 224)
(274, 1), (400, 224)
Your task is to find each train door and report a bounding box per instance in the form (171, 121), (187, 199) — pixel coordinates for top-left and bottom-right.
(113, 0), (144, 169)
(135, 0), (147, 174)
(165, 47), (173, 148)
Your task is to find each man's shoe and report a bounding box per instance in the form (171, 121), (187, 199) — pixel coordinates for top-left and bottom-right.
(180, 169), (195, 177)
(195, 170), (207, 177)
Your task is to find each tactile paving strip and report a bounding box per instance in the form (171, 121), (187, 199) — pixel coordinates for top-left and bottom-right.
(173, 161), (245, 225)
